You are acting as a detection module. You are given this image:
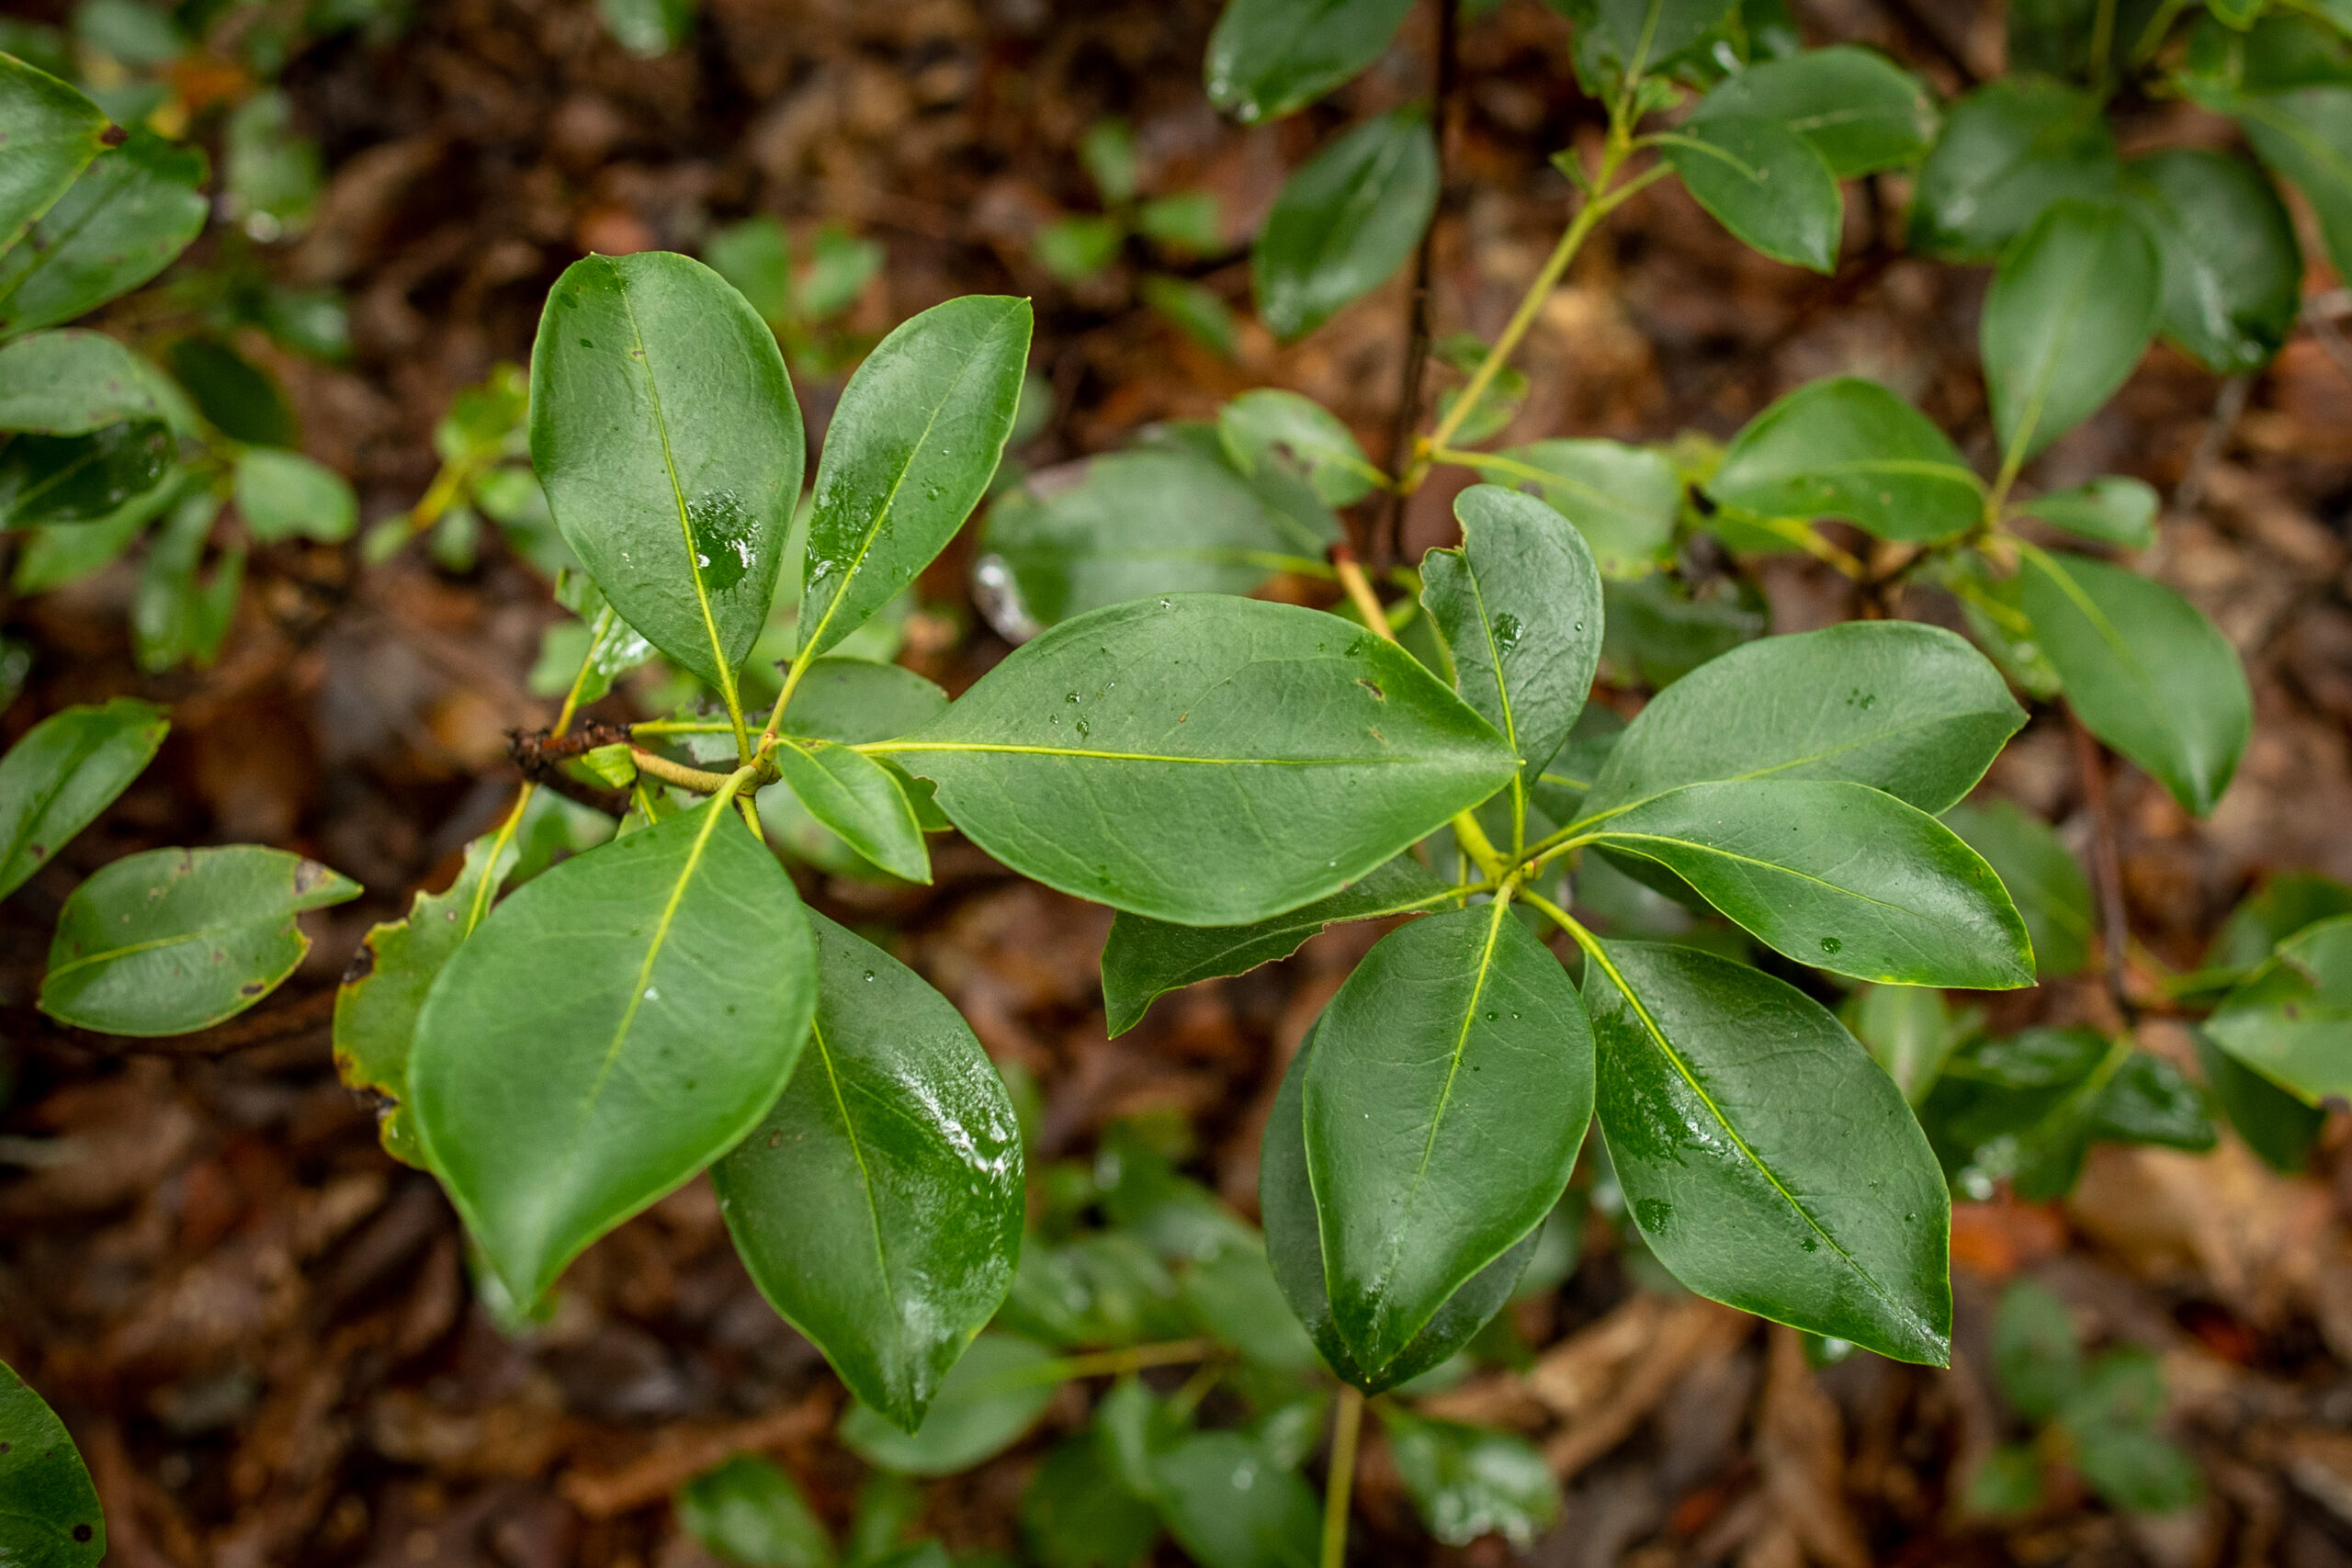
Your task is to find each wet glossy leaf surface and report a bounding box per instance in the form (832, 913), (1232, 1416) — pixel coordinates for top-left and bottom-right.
(1981, 202), (2160, 462)
(0, 695), (164, 898)
(1661, 115), (1841, 273)
(774, 739), (930, 883)
(0, 130), (207, 337)
(1706, 377), (1980, 544)
(839, 1333), (1057, 1474)
(0, 1359), (105, 1567)
(1689, 45), (1935, 175)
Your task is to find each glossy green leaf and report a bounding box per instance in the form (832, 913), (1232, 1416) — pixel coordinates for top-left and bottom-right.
(798, 296), (1033, 659)
(1469, 438), (1679, 579)
(1582, 939), (1951, 1364)
(1022, 1436), (1159, 1568)
(1101, 855), (1453, 1037)
(1589, 779), (2034, 988)
(1943, 798), (2093, 979)
(838, 1332), (1057, 1475)
(1907, 79), (2119, 260)
(1922, 1030), (2212, 1201)
(2018, 547), (2249, 816)
(1688, 45), (1935, 175)
(528, 252), (804, 688)
(1204, 0), (1414, 121)
(233, 446), (355, 542)
(0, 130), (205, 338)
(714, 913), (1022, 1431)
(0, 329), (159, 433)
(1381, 1407), (1560, 1549)
(2196, 1031), (2324, 1173)
(1253, 108), (1438, 340)
(774, 739), (930, 883)
(2205, 915), (2352, 1103)
(1581, 621), (2026, 820)
(1982, 202), (2160, 462)
(0, 1359), (105, 1566)
(2236, 85), (2352, 284)
(1422, 484), (1603, 803)
(409, 800), (817, 1305)
(1660, 115), (1842, 272)
(1151, 1433), (1320, 1568)
(1306, 902), (1595, 1375)
(42, 846), (359, 1035)
(10, 468), (166, 591)
(0, 54), (108, 254)
(0, 696), (164, 899)
(775, 657), (947, 744)
(1555, 0), (1742, 92)
(881, 594), (1515, 926)
(1705, 377), (1981, 544)
(0, 419), (170, 526)
(1216, 388), (1381, 506)
(677, 1455), (835, 1568)
(2018, 476), (2157, 548)
(2120, 149), (2301, 374)
(1992, 1277), (2079, 1420)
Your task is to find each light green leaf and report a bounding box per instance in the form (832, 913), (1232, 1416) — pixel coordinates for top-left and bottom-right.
(1380, 1407), (1560, 1549)
(596, 0), (691, 59)
(1217, 388), (1381, 506)
(1982, 202), (2160, 463)
(1846, 983), (1970, 1103)
(233, 446), (356, 543)
(1253, 108), (1438, 340)
(1705, 377), (1981, 544)
(527, 252), (804, 688)
(1944, 797), (2093, 979)
(0, 696), (164, 899)
(2196, 1030), (2325, 1173)
(799, 297), (1031, 659)
(702, 214), (793, 325)
(0, 129), (206, 338)
(2018, 476), (2158, 548)
(677, 1455), (835, 1568)
(1907, 79), (2119, 261)
(409, 799), (817, 1306)
(1204, 0), (1416, 122)
(777, 657), (948, 743)
(714, 914), (1023, 1431)
(2212, 872), (2352, 971)
(1583, 938), (1951, 1364)
(774, 739), (930, 883)
(0, 328), (160, 433)
(2121, 149), (2301, 373)
(1689, 45), (1936, 175)
(1136, 191), (1222, 252)
(1035, 216), (1123, 283)
(1181, 1242), (1324, 1371)
(1151, 1433), (1321, 1568)
(1467, 438), (1679, 579)
(1306, 902), (1595, 1377)
(839, 1333), (1057, 1475)
(131, 484), (239, 672)
(2235, 85), (2352, 287)
(0, 53), (109, 254)
(222, 89), (320, 234)
(0, 1359), (105, 1567)
(1660, 114), (1842, 272)
(1139, 274), (1239, 355)
(42, 845), (359, 1035)
(2205, 915), (2352, 1103)
(2017, 547), (2249, 816)
(882, 594), (1515, 926)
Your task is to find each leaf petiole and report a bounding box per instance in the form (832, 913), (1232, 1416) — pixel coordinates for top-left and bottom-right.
(1321, 1384), (1364, 1568)
(466, 604), (616, 935)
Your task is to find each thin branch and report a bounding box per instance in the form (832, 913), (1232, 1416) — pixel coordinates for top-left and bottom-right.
(2168, 372), (2247, 523)
(2068, 711), (2137, 1026)
(1374, 0), (1462, 567)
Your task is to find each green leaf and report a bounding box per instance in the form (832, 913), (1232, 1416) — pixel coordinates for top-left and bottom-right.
(1582, 938), (1951, 1364)
(1846, 983), (1971, 1103)
(1021, 1436), (1159, 1568)
(10, 468), (166, 592)
(1252, 108), (1438, 340)
(838, 1332), (1057, 1474)
(1101, 856), (1453, 1037)
(1204, 0), (1415, 121)
(0, 696), (164, 899)
(1306, 902), (1595, 1376)
(409, 799), (817, 1306)
(713, 913), (1022, 1431)
(1587, 779), (2035, 988)
(41, 845), (359, 1035)
(2074, 1424), (2203, 1515)
(1138, 275), (1238, 355)
(774, 739), (930, 883)
(1150, 1433), (1321, 1568)
(2018, 476), (2157, 548)
(1137, 192), (1222, 252)
(222, 89), (320, 234)
(528, 252), (805, 688)
(0, 53), (109, 254)
(1907, 79), (2119, 261)
(0, 130), (206, 338)
(0, 1359), (105, 1567)
(1922, 1030), (2211, 1201)
(1422, 484), (1604, 805)
(233, 446), (356, 542)
(1965, 1444), (2045, 1517)
(1380, 1408), (1560, 1549)
(1181, 1242), (1323, 1371)
(883, 594), (1515, 926)
(1261, 1018), (1543, 1392)
(1453, 439), (1679, 579)
(2195, 1030), (2324, 1173)
(2205, 915), (2352, 1103)
(1217, 389), (1380, 507)
(1554, 0), (1743, 94)
(2120, 149), (2301, 374)
(798, 297), (1032, 660)
(1035, 216), (1123, 283)
(2234, 85), (2352, 286)
(703, 214), (793, 325)
(677, 1454), (836, 1568)
(1660, 115), (1841, 272)
(1982, 202), (2160, 463)
(2017, 547), (2250, 816)
(1705, 377), (1981, 544)
(1688, 45), (1936, 175)
(1943, 798), (2093, 979)
(1582, 621), (2026, 820)
(1001, 1232), (1189, 1348)
(777, 657), (948, 744)
(0, 419), (171, 526)
(131, 484), (240, 672)
(596, 0), (691, 58)
(165, 334), (294, 446)
(1991, 1278), (2080, 1420)
(0, 328), (159, 433)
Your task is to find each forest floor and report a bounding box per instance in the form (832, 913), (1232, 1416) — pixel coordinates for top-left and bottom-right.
(4, 0), (2352, 1564)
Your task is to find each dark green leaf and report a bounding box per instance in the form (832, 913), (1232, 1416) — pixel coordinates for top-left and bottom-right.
(42, 845), (359, 1035)
(2018, 547), (2249, 816)
(777, 658), (948, 744)
(1983, 202), (2160, 462)
(677, 1454), (836, 1568)
(1217, 389), (1380, 507)
(713, 913), (1022, 1431)
(0, 329), (160, 433)
(2060, 1343), (2165, 1432)
(233, 446), (355, 543)
(0, 130), (205, 338)
(1907, 79), (2119, 261)
(1252, 108), (1438, 340)
(1583, 939), (1951, 1364)
(774, 739), (930, 883)
(2195, 1030), (2324, 1173)
(1598, 574), (1766, 688)
(1943, 798), (2094, 979)
(2085, 1050), (2214, 1151)
(2212, 873), (2352, 971)
(883, 594), (1515, 926)
(528, 252), (804, 688)
(2018, 476), (2157, 548)
(1661, 115), (1842, 272)
(0, 1359), (105, 1566)
(2235, 85), (2352, 285)
(2205, 915), (2352, 1103)
(1380, 1408), (1559, 1549)
(799, 297), (1032, 660)
(409, 800), (817, 1306)
(165, 334), (294, 446)
(0, 53), (108, 254)
(838, 1333), (1057, 1475)
(1689, 45), (1936, 175)
(2007, 0), (2167, 80)
(1101, 856), (1453, 1038)
(1151, 1432), (1320, 1568)
(1001, 1232), (1189, 1348)
(0, 418), (171, 526)
(1204, 0), (1415, 121)
(1021, 1436), (1159, 1568)
(2120, 149), (2301, 373)
(1554, 0), (1742, 94)
(0, 696), (164, 898)
(1705, 377), (1981, 544)
(1181, 1243), (1323, 1371)
(1991, 1278), (2080, 1421)
(1306, 902), (1594, 1376)
(10, 469), (166, 592)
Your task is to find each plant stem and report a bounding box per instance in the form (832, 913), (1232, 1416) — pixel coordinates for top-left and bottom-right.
(630, 748), (752, 795)
(1321, 1385), (1364, 1568)
(2068, 709), (2137, 1025)
(1374, 0), (1461, 566)
(466, 604), (615, 934)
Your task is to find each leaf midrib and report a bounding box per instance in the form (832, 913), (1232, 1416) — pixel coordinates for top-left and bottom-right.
(616, 268), (737, 688)
(809, 1015), (903, 1371)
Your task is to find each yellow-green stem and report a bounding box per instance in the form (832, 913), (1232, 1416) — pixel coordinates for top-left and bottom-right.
(1322, 1385), (1364, 1568)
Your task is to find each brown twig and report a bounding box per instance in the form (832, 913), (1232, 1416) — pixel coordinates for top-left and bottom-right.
(2170, 373), (2248, 521)
(1374, 0), (1461, 568)
(2068, 711), (2137, 1025)
(559, 1390), (836, 1518)
(505, 724), (632, 816)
